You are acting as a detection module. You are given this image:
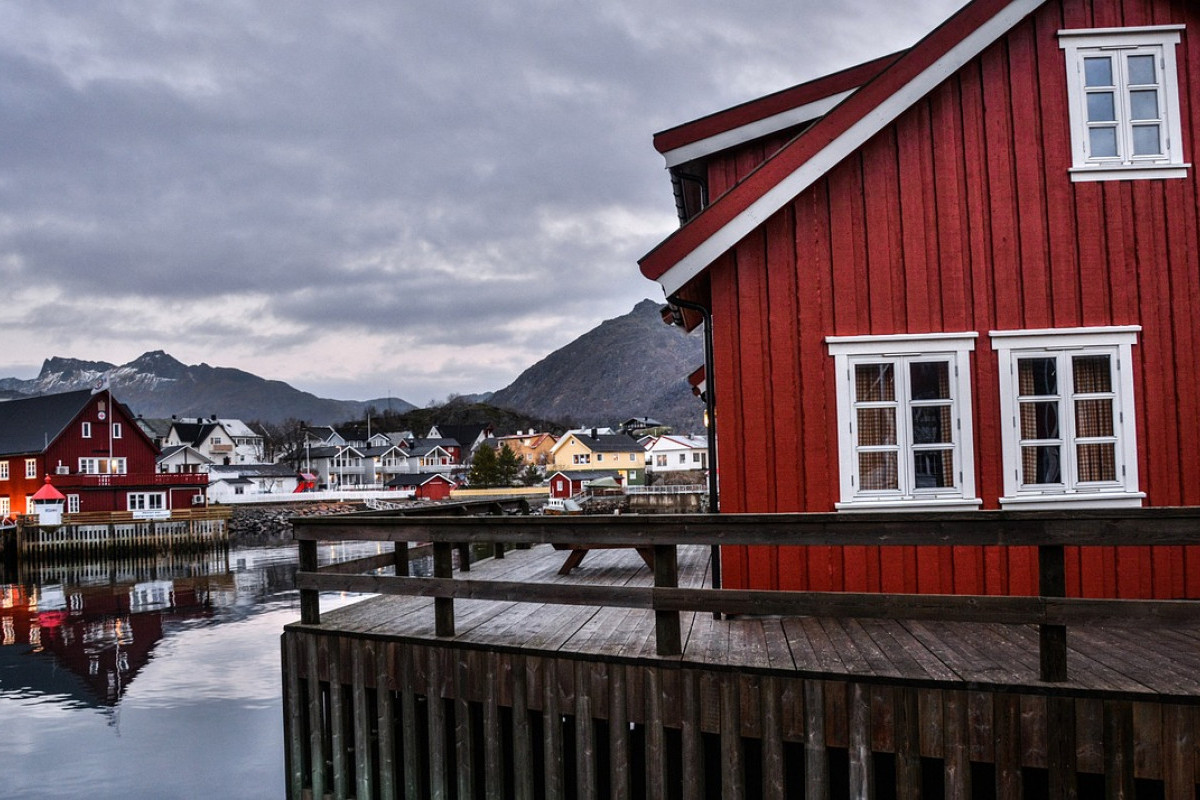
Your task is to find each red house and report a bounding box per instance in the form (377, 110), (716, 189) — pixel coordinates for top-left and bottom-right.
(0, 389), (207, 517)
(641, 0), (1200, 598)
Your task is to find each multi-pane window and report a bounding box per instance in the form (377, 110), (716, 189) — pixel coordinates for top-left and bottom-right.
(112, 423), (122, 439)
(82, 422), (92, 439)
(24, 459), (36, 479)
(993, 327), (1142, 508)
(0, 461), (7, 480)
(1060, 26), (1186, 181)
(827, 333), (978, 510)
(67, 494), (80, 514)
(127, 492), (166, 511)
(78, 457), (127, 474)
(0, 497), (9, 516)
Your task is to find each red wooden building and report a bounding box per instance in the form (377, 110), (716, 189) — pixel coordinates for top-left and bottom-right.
(641, 0), (1200, 598)
(0, 389), (207, 517)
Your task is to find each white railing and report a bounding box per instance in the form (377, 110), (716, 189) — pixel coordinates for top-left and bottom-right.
(623, 484), (705, 495)
(211, 488), (415, 505)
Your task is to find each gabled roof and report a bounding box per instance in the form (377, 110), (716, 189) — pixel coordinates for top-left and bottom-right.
(387, 473), (456, 488)
(551, 432), (644, 455)
(0, 390), (93, 456)
(640, 0), (1048, 298)
(158, 445), (212, 464)
(171, 421), (222, 447)
(653, 50), (904, 169)
(548, 470), (624, 483)
(208, 463), (296, 479)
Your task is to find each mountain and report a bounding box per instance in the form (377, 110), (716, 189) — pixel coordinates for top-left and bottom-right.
(489, 299), (706, 432)
(0, 351), (415, 425)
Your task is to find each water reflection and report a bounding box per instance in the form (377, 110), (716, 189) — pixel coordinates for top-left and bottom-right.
(0, 542), (388, 800)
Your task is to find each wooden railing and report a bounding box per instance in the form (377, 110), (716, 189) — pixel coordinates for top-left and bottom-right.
(292, 508), (1200, 682)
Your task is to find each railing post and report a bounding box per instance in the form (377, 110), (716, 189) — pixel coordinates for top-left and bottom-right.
(299, 539), (320, 625)
(434, 542), (455, 637)
(653, 544), (681, 656)
(394, 541), (409, 576)
(1039, 543), (1067, 682)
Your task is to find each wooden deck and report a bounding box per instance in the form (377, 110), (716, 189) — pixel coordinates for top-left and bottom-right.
(305, 543), (1200, 701)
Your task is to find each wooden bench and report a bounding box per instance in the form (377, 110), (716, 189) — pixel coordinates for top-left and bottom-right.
(551, 543), (655, 575)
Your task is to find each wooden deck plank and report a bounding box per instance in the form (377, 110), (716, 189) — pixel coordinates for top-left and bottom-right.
(298, 543), (1200, 699)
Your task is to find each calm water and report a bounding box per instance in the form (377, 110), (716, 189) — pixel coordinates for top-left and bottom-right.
(0, 543), (387, 800)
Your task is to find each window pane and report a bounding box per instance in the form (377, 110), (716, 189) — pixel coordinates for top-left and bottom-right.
(913, 450), (954, 489)
(909, 361), (949, 400)
(1129, 90), (1159, 121)
(1073, 355), (1112, 393)
(857, 408), (896, 446)
(1127, 54), (1156, 86)
(855, 363), (894, 402)
(1077, 443), (1117, 482)
(1084, 57), (1113, 87)
(1132, 124), (1162, 156)
(1020, 401), (1060, 440)
(1018, 357), (1057, 396)
(1022, 445), (1062, 484)
(1087, 92), (1116, 122)
(859, 452), (898, 491)
(1075, 399), (1114, 438)
(1089, 127), (1119, 158)
(912, 406), (952, 445)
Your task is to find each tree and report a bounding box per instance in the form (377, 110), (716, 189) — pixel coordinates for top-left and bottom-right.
(468, 444), (500, 487)
(518, 464), (544, 486)
(496, 444), (522, 486)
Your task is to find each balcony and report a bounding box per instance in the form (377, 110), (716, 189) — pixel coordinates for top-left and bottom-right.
(65, 472), (209, 488)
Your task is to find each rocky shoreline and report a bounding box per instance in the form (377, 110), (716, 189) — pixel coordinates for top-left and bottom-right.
(227, 501), (368, 547)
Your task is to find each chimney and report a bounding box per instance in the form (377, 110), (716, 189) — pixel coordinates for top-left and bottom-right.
(590, 428), (597, 439)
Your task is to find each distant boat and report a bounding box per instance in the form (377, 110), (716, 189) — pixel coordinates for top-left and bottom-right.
(543, 498), (582, 515)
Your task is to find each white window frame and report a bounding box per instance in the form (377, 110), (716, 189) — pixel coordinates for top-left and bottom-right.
(112, 423), (122, 439)
(1059, 25), (1188, 182)
(0, 497), (8, 516)
(991, 326), (1143, 509)
(67, 494), (80, 514)
(827, 332), (979, 511)
(24, 459), (37, 479)
(81, 421), (92, 439)
(127, 492), (166, 511)
(0, 461), (7, 481)
(78, 457), (127, 475)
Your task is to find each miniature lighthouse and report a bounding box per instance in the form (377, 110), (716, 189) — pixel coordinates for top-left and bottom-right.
(30, 476), (66, 526)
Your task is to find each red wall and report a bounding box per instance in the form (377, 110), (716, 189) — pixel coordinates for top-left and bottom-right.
(699, 0), (1200, 597)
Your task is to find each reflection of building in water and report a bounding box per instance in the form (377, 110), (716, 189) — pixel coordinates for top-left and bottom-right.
(0, 571), (223, 707)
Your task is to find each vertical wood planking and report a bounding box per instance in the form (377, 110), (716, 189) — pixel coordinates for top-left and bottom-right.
(609, 663), (632, 800)
(575, 660), (597, 800)
(352, 642), (375, 800)
(427, 647), (449, 799)
(282, 634), (306, 800)
(761, 675), (785, 800)
(484, 651), (505, 800)
(543, 658), (565, 800)
(1162, 705), (1195, 800)
(1046, 696), (1077, 800)
(994, 693), (1023, 800)
(848, 682), (874, 799)
(645, 667), (668, 798)
(376, 642), (397, 800)
(329, 639), (348, 800)
(682, 669), (705, 800)
(434, 542), (455, 637)
(454, 650), (476, 800)
(399, 645), (421, 800)
(895, 687), (922, 800)
(805, 679), (829, 799)
(944, 690), (971, 800)
(721, 673), (745, 799)
(1103, 700), (1135, 800)
(305, 635), (327, 800)
(512, 655), (534, 800)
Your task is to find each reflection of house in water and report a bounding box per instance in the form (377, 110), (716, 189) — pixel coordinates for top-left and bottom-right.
(0, 574), (221, 707)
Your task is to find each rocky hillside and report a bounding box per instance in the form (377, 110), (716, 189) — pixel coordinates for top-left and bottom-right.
(489, 299), (705, 433)
(1, 351), (415, 424)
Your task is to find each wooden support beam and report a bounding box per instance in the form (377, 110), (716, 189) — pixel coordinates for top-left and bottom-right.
(1039, 545), (1068, 682)
(653, 544), (681, 656)
(299, 539), (320, 624)
(434, 542), (455, 637)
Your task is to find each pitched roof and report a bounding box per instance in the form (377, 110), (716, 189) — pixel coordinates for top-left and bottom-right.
(387, 473), (455, 488)
(0, 390), (93, 456)
(171, 421), (221, 447)
(653, 50), (903, 168)
(552, 432), (644, 454)
(548, 470), (624, 482)
(640, 0), (1047, 298)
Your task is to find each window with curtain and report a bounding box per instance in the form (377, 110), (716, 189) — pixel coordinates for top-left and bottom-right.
(993, 327), (1142, 508)
(827, 333), (979, 510)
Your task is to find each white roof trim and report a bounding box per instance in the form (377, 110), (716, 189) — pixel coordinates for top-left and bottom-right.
(656, 0), (1047, 298)
(661, 90), (855, 169)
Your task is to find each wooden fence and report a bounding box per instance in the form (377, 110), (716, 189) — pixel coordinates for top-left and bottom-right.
(16, 507), (232, 556)
(293, 508), (1200, 683)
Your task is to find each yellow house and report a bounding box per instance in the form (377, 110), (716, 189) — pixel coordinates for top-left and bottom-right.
(492, 431), (558, 466)
(550, 430), (645, 485)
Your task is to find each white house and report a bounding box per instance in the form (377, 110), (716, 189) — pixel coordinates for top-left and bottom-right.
(645, 435), (709, 474)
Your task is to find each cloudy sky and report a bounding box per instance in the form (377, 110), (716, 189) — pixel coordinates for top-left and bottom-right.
(0, 0), (965, 405)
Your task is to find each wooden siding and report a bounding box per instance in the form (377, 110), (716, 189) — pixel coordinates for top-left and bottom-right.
(696, 0), (1200, 594)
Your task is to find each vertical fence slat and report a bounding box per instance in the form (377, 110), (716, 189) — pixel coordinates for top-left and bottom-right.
(434, 543), (455, 637)
(805, 679), (829, 800)
(399, 645), (421, 800)
(682, 669), (705, 800)
(1103, 699), (1134, 800)
(376, 642), (397, 800)
(994, 693), (1022, 800)
(455, 649), (476, 800)
(645, 666), (667, 798)
(849, 682), (873, 799)
(484, 651), (505, 800)
(610, 663), (631, 800)
(329, 639), (348, 800)
(543, 659), (565, 800)
(306, 635), (327, 800)
(427, 647), (449, 800)
(575, 660), (597, 800)
(283, 634), (306, 800)
(353, 642), (374, 800)
(721, 673), (745, 800)
(512, 654), (534, 800)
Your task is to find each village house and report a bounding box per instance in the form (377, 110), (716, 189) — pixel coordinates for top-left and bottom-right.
(163, 416), (264, 465)
(0, 389), (207, 517)
(385, 472), (456, 501)
(206, 463), (301, 501)
(644, 434), (709, 474)
(490, 430), (557, 466)
(641, 0), (1200, 597)
(550, 429), (646, 486)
